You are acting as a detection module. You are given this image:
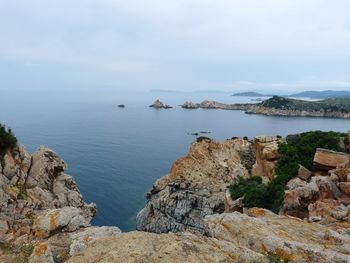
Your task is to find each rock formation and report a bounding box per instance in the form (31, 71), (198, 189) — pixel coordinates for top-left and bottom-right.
(180, 97), (350, 119)
(0, 145), (120, 263)
(136, 138), (252, 233)
(181, 101), (199, 109)
(2, 132), (350, 262)
(313, 148), (350, 170)
(251, 136), (282, 182)
(67, 208), (350, 263)
(149, 99), (172, 109)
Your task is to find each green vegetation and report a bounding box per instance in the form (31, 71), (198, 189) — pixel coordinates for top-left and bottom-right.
(0, 124), (17, 167)
(260, 96), (350, 113)
(0, 124), (17, 154)
(239, 148), (256, 174)
(230, 131), (348, 213)
(196, 136), (212, 142)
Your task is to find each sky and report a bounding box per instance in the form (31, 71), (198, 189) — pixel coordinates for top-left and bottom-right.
(1, 0), (350, 94)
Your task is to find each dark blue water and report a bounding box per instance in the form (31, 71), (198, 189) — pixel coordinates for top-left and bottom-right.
(1, 91), (349, 231)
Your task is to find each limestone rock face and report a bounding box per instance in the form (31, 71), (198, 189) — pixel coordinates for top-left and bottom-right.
(206, 208), (350, 263)
(67, 231), (268, 263)
(252, 136), (282, 182)
(136, 138), (252, 233)
(149, 99), (172, 109)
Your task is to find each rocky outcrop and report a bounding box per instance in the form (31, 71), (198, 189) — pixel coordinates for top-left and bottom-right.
(181, 101), (199, 109)
(252, 136), (282, 182)
(0, 145), (121, 263)
(67, 230), (268, 263)
(149, 99), (172, 109)
(206, 208), (350, 263)
(180, 98), (350, 119)
(66, 208), (350, 263)
(281, 166), (350, 225)
(136, 138), (252, 233)
(313, 148), (350, 170)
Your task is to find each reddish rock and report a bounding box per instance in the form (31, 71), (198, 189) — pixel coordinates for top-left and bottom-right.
(338, 182), (350, 195)
(297, 165), (312, 180)
(313, 148), (350, 170)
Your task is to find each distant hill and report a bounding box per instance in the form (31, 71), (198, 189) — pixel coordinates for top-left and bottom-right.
(232, 91), (272, 97)
(290, 90), (350, 99)
(261, 96), (350, 112)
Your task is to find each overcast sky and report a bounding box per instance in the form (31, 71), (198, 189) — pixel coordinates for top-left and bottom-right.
(1, 0), (350, 93)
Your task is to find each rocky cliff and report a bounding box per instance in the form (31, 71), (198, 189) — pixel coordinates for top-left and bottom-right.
(0, 145), (120, 263)
(136, 138), (252, 233)
(2, 134), (350, 263)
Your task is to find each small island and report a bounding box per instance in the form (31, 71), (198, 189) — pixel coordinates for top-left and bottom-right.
(149, 99), (172, 109)
(232, 91), (272, 97)
(181, 96), (350, 119)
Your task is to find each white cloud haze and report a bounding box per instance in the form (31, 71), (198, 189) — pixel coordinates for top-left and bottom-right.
(1, 0), (350, 93)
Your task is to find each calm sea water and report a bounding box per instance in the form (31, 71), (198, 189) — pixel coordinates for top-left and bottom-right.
(1, 91), (349, 231)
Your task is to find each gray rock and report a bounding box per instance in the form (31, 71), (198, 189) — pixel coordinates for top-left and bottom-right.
(69, 226), (121, 256)
(33, 207), (91, 238)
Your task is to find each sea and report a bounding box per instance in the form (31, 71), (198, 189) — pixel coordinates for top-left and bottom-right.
(1, 90), (349, 231)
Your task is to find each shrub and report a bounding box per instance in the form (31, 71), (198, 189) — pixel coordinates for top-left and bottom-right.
(0, 124), (17, 153)
(229, 131), (348, 213)
(196, 136), (212, 142)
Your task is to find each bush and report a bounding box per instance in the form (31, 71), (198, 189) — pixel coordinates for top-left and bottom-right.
(196, 136), (212, 142)
(229, 131), (348, 213)
(0, 124), (17, 154)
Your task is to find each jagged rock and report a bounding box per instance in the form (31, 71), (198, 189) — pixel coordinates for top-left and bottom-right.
(286, 177), (307, 190)
(0, 145), (96, 248)
(149, 99), (172, 109)
(67, 231), (268, 263)
(206, 208), (350, 263)
(136, 138), (251, 233)
(26, 146), (67, 189)
(181, 101), (199, 109)
(313, 148), (350, 170)
(282, 173), (349, 222)
(252, 136), (282, 182)
(33, 207), (91, 238)
(297, 164), (312, 180)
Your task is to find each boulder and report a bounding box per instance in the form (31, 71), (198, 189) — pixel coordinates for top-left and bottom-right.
(33, 207), (91, 238)
(297, 165), (312, 180)
(26, 146), (67, 189)
(313, 148), (350, 170)
(286, 177), (307, 190)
